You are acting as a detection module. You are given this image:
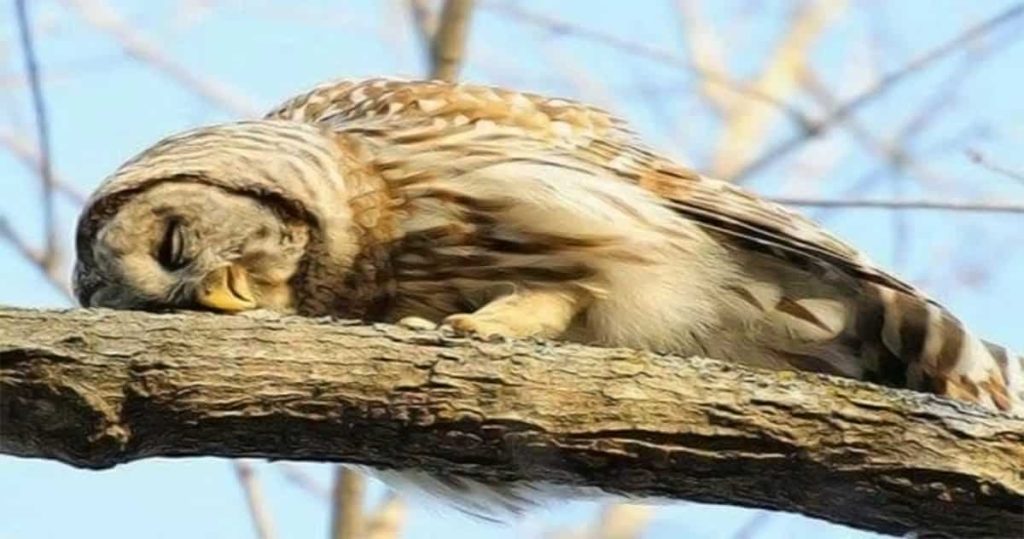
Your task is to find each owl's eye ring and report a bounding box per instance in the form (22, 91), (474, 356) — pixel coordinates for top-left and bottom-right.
(157, 218), (188, 271)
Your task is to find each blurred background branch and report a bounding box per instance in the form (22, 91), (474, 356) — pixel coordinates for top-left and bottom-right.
(13, 0), (59, 283)
(731, 2), (1024, 182)
(61, 0), (261, 116)
(233, 461), (279, 539)
(329, 467), (365, 539)
(429, 0), (475, 81)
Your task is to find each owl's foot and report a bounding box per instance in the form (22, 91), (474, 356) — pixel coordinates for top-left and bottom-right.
(441, 313), (521, 340)
(440, 288), (588, 340)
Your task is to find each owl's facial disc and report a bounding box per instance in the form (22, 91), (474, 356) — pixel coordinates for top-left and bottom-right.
(80, 181), (310, 313)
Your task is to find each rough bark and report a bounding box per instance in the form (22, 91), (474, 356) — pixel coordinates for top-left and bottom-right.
(0, 307), (1021, 538)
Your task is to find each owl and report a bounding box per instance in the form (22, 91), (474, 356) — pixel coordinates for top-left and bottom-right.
(72, 76), (1022, 514)
(74, 77), (1021, 415)
(73, 79), (1021, 509)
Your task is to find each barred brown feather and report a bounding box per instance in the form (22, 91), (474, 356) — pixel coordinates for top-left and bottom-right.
(264, 77), (1021, 414)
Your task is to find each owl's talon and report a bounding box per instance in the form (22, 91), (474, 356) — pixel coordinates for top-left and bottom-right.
(441, 313), (516, 341)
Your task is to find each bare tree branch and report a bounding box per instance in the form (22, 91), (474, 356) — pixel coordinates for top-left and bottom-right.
(800, 67), (949, 187)
(592, 504), (653, 539)
(363, 493), (405, 539)
(14, 0), (58, 271)
(61, 0), (261, 117)
(407, 0), (438, 50)
(673, 0), (733, 113)
(330, 466), (365, 539)
(481, 0), (810, 126)
(0, 216), (72, 299)
(731, 3), (1024, 182)
(277, 463), (331, 500)
(731, 512), (772, 539)
(967, 149), (1024, 186)
(710, 0), (847, 178)
(233, 461), (279, 539)
(1, 308), (1020, 539)
(0, 129), (87, 205)
(772, 196), (1024, 213)
(428, 0), (475, 81)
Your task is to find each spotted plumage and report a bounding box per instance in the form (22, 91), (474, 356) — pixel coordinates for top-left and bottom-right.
(74, 77), (1022, 512)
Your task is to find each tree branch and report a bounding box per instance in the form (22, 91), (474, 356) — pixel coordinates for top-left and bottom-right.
(14, 0), (58, 269)
(482, 0), (810, 126)
(771, 196), (1024, 214)
(329, 466), (364, 539)
(428, 0), (475, 81)
(1, 307), (1020, 538)
(730, 3), (1024, 183)
(709, 0), (846, 179)
(233, 461), (279, 539)
(0, 129), (87, 205)
(61, 0), (261, 117)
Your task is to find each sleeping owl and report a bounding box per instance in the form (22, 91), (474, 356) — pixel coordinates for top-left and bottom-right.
(74, 78), (1022, 417)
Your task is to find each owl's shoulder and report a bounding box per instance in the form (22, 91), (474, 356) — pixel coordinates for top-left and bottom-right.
(264, 77), (636, 142)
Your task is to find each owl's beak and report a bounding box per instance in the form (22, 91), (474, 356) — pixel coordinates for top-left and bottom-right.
(196, 264), (256, 312)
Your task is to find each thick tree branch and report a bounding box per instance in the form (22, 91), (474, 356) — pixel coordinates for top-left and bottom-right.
(0, 307), (1021, 538)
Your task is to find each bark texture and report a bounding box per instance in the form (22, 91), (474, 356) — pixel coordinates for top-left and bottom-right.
(0, 307), (1021, 538)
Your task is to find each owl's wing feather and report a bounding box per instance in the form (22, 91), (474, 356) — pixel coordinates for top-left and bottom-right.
(269, 79), (911, 292)
(268, 78), (1020, 412)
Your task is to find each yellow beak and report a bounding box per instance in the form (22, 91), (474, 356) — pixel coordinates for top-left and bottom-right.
(196, 264), (256, 312)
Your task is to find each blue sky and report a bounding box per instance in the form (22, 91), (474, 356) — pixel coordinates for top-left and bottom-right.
(1, 1), (1022, 538)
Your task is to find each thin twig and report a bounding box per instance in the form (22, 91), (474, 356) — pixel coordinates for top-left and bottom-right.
(14, 0), (58, 270)
(0, 216), (42, 266)
(967, 149), (1024, 186)
(673, 0), (733, 113)
(429, 0), (475, 81)
(329, 466), (365, 539)
(800, 68), (947, 187)
(772, 196), (1024, 213)
(363, 492), (406, 539)
(61, 0), (261, 117)
(0, 216), (73, 299)
(481, 0), (810, 126)
(593, 504), (653, 539)
(709, 0), (847, 178)
(731, 511), (772, 539)
(276, 463), (330, 500)
(808, 26), (1014, 223)
(407, 0), (438, 48)
(0, 129), (87, 204)
(232, 461), (279, 539)
(731, 3), (1024, 182)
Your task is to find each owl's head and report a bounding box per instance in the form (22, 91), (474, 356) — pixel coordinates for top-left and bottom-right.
(74, 120), (360, 314)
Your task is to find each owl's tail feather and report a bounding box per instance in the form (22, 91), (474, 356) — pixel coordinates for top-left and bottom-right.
(368, 468), (617, 520)
(872, 285), (1022, 414)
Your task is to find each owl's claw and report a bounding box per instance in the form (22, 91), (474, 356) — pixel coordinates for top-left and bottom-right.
(437, 289), (587, 343)
(440, 313), (516, 342)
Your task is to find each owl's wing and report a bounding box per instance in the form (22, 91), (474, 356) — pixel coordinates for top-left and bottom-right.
(574, 139), (1017, 412)
(268, 79), (911, 292)
(266, 78), (639, 143)
(584, 139), (919, 293)
(269, 79), (1019, 411)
